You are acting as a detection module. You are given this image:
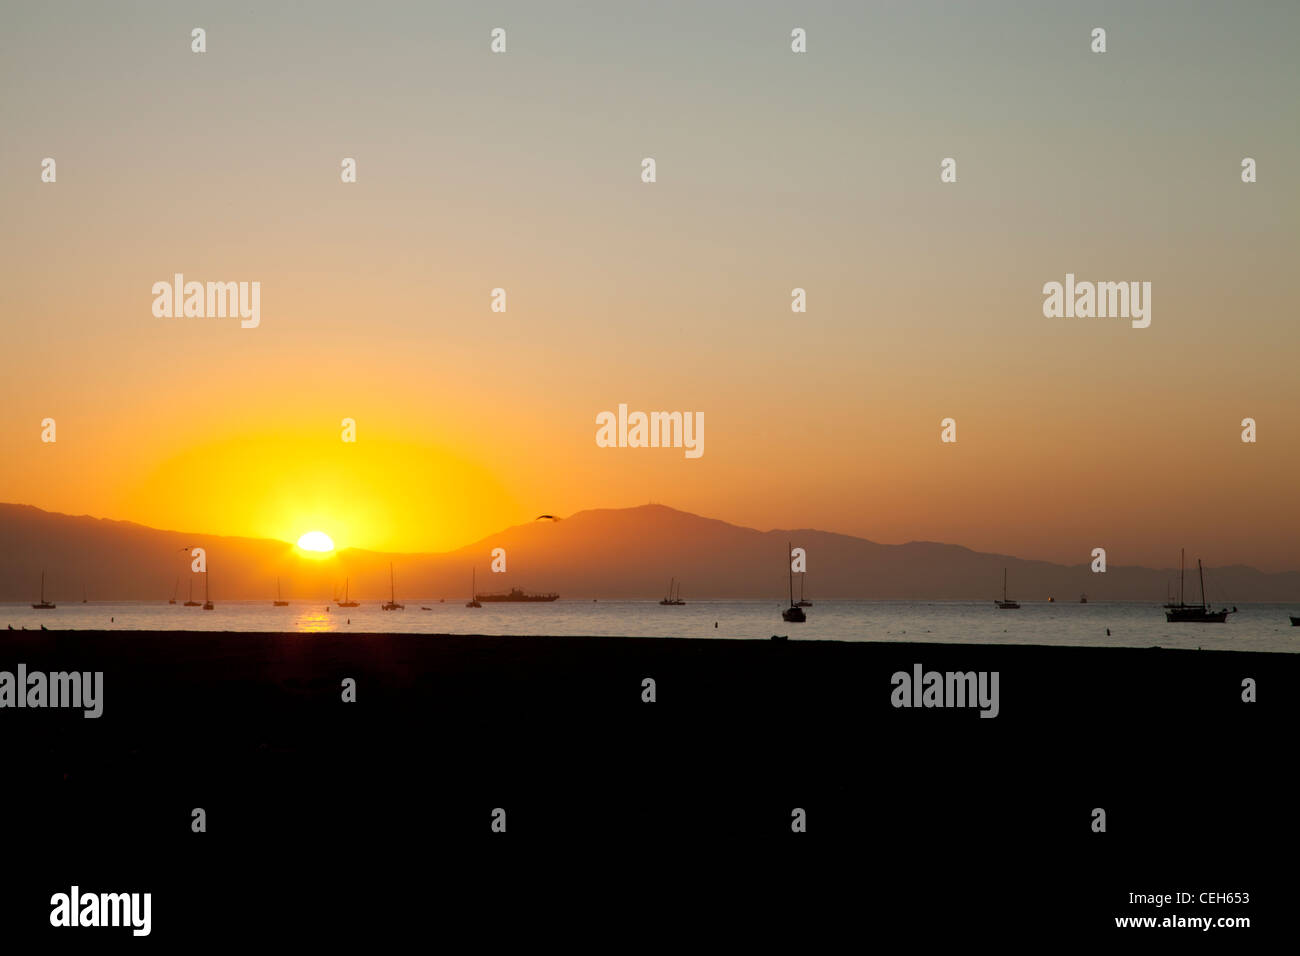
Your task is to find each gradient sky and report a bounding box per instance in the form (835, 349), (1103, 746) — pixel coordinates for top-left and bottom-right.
(2, 1), (1297, 569)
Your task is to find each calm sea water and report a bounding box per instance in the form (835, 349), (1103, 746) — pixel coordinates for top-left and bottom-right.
(3, 600), (1297, 653)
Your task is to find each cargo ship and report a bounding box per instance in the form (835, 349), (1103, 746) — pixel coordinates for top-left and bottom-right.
(476, 587), (559, 603)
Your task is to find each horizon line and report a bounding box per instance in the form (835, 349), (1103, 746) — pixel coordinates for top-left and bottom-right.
(2, 500), (1297, 576)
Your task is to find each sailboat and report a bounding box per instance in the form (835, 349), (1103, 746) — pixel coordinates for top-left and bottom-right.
(995, 568), (1020, 609)
(202, 570), (214, 610)
(466, 568), (481, 608)
(273, 577), (289, 606)
(183, 576), (201, 606)
(659, 577), (685, 606)
(169, 576), (178, 604)
(795, 573), (812, 608)
(1164, 549), (1231, 622)
(382, 563), (404, 610)
(782, 542), (806, 623)
(32, 571), (56, 610)
(337, 578), (359, 608)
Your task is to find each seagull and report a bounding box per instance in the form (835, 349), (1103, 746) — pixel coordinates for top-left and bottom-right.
(535, 515), (560, 522)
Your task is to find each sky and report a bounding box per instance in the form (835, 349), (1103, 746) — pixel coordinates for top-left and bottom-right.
(1, 1), (1297, 569)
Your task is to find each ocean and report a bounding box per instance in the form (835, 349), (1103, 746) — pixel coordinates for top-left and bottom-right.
(4, 600), (1297, 652)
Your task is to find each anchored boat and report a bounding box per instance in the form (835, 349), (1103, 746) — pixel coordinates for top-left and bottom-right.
(782, 542), (806, 623)
(32, 571), (55, 610)
(995, 568), (1020, 609)
(477, 587), (559, 603)
(337, 578), (359, 608)
(659, 578), (685, 606)
(382, 563), (404, 610)
(1163, 549), (1232, 623)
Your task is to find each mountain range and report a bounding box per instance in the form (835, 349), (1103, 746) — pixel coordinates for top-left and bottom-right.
(1, 502), (1297, 603)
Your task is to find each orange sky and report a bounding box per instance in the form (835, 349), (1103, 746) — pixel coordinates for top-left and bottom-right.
(2, 3), (1297, 569)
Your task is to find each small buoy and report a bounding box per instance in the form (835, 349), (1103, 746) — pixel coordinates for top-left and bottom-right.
(714, 622), (718, 628)
(110, 616), (114, 623)
(347, 618), (351, 624)
(1106, 628), (1111, 636)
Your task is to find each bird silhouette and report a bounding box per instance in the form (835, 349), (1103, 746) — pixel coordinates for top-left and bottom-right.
(535, 515), (560, 521)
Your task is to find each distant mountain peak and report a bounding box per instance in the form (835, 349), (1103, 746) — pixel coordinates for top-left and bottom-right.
(1, 501), (1296, 602)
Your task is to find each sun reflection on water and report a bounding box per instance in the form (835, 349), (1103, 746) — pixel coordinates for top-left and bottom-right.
(294, 607), (339, 633)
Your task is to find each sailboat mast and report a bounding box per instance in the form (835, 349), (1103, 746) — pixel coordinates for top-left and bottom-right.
(1198, 559), (1207, 609)
(788, 542), (794, 604)
(390, 562), (395, 602)
(1180, 548), (1185, 605)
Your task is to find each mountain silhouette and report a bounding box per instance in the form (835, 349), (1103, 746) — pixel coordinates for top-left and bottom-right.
(1, 502), (1296, 602)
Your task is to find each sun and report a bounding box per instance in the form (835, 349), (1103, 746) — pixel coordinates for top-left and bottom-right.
(296, 531), (335, 554)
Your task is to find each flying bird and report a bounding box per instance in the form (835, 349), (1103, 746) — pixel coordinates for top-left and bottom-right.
(535, 515), (561, 522)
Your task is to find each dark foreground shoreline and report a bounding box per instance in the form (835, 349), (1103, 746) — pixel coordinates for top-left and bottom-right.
(3, 630), (1294, 941)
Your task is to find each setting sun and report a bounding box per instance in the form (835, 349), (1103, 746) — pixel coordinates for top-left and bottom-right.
(296, 531), (335, 553)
